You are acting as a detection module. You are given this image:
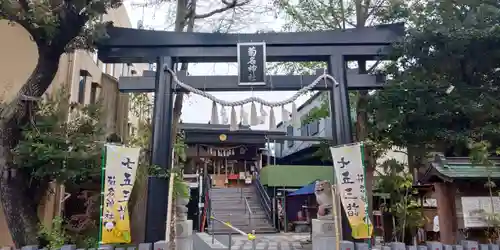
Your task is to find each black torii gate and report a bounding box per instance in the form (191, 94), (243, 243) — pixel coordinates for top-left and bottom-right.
(97, 23), (404, 242)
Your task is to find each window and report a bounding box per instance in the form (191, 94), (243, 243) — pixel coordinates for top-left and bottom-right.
(126, 63), (132, 76)
(310, 120), (320, 135)
(92, 51), (98, 64)
(286, 125), (294, 148)
(101, 63), (106, 73)
(78, 74), (87, 104)
(109, 64), (115, 76)
(300, 123), (308, 136)
(90, 82), (99, 104)
(121, 64), (127, 76)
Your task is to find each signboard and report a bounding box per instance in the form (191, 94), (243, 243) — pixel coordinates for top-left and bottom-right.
(100, 144), (141, 244)
(330, 142), (373, 239)
(237, 42), (266, 85)
(423, 198), (437, 207)
(461, 196), (500, 228)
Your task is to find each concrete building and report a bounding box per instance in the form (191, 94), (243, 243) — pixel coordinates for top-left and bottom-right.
(274, 92), (408, 165)
(274, 92), (332, 163)
(0, 6), (146, 246)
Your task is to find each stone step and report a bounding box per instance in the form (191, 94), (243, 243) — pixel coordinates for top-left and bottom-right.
(213, 212), (268, 217)
(211, 188), (253, 190)
(210, 190), (255, 193)
(209, 223), (276, 229)
(211, 224), (276, 229)
(211, 189), (254, 192)
(211, 217), (270, 223)
(208, 186), (274, 234)
(211, 202), (262, 206)
(210, 197), (259, 201)
(212, 203), (256, 207)
(211, 201), (261, 205)
(213, 215), (268, 220)
(208, 226), (277, 234)
(211, 198), (260, 202)
(210, 196), (256, 200)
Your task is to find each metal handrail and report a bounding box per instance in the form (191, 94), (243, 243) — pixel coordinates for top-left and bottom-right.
(210, 214), (257, 250)
(211, 215), (253, 237)
(256, 175), (272, 202)
(254, 176), (272, 221)
(201, 174), (212, 232)
(244, 197), (253, 226)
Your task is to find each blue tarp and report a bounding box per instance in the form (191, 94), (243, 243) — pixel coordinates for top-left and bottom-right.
(287, 181), (318, 196)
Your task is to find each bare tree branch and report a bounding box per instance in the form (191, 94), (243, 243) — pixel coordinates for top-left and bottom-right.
(194, 0), (250, 19)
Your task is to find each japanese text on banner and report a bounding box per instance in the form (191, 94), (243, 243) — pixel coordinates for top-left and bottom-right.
(101, 145), (140, 244)
(330, 143), (372, 239)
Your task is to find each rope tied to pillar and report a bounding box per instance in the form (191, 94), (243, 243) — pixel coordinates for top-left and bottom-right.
(165, 68), (339, 130)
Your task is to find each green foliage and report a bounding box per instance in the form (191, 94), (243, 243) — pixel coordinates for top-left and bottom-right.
(173, 172), (190, 199)
(38, 217), (69, 250)
(128, 93), (153, 149)
(146, 132), (189, 199)
(275, 0), (394, 166)
(81, 236), (99, 249)
(12, 87), (105, 183)
(128, 120), (152, 149)
(375, 159), (424, 242)
(0, 0), (121, 52)
(129, 93), (153, 122)
(369, 0), (500, 152)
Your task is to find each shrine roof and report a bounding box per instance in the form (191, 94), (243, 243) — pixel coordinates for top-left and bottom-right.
(179, 123), (251, 131)
(420, 153), (500, 183)
(180, 122), (285, 145)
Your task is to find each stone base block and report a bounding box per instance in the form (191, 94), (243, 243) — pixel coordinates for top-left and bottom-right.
(176, 220), (193, 238)
(312, 219), (336, 250)
(176, 220), (193, 250)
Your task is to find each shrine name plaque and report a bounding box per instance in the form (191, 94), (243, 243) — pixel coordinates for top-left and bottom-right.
(237, 42), (266, 86)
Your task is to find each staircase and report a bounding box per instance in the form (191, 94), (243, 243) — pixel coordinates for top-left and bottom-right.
(208, 187), (277, 234)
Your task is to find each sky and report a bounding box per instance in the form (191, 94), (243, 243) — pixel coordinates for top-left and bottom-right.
(123, 0), (315, 131)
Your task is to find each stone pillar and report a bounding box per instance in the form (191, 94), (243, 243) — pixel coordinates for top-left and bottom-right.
(312, 219), (336, 250)
(434, 183), (457, 244)
(175, 182), (192, 250)
(176, 220), (193, 250)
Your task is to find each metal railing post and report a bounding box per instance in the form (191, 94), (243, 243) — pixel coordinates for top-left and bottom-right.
(211, 213), (215, 244)
(251, 230), (256, 250)
(228, 213), (232, 250)
(244, 197), (253, 227)
(240, 187), (243, 201)
(272, 198), (276, 229)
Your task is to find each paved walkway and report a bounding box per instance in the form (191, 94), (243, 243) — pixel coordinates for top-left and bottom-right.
(196, 233), (312, 250)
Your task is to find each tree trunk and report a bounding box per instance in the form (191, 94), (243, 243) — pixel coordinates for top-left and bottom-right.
(407, 146), (425, 183)
(170, 0), (196, 146)
(0, 51), (61, 247)
(355, 90), (374, 218)
(167, 0), (192, 247)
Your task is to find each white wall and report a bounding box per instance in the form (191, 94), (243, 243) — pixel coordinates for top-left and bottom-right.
(274, 93), (409, 168)
(274, 93), (331, 158)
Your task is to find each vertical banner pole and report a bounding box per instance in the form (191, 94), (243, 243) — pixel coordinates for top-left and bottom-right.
(98, 145), (107, 247)
(228, 213), (232, 250)
(165, 148), (176, 241)
(360, 142), (371, 248)
(332, 157), (344, 240)
(331, 185), (341, 250)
